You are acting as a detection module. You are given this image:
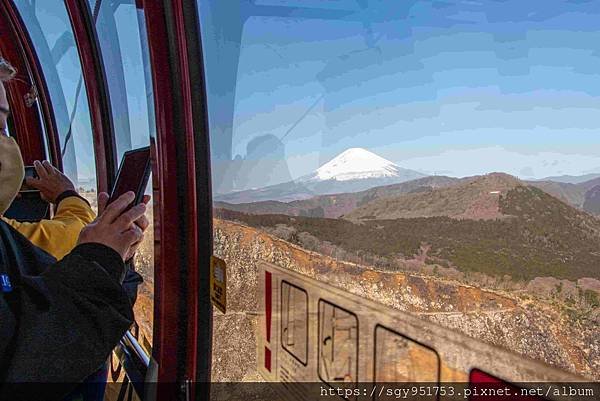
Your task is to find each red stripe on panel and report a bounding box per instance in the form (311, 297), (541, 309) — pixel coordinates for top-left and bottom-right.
(265, 271), (272, 343)
(264, 347), (271, 372)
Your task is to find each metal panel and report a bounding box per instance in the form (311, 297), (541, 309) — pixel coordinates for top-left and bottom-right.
(258, 261), (583, 399)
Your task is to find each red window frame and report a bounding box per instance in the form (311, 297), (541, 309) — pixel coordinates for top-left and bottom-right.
(1, 1), (214, 399)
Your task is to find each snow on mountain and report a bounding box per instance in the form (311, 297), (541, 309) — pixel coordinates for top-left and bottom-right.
(305, 148), (403, 182)
(215, 148), (426, 203)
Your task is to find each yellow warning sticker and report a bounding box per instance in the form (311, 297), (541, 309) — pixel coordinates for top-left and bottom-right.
(210, 256), (227, 314)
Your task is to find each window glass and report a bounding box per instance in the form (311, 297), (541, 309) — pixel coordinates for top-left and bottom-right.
(92, 0), (155, 161)
(90, 0), (156, 351)
(200, 0), (600, 383)
(14, 0), (96, 191)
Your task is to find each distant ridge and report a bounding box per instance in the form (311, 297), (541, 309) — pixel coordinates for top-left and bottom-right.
(218, 174), (600, 281)
(528, 176), (600, 215)
(346, 172), (522, 221)
(533, 173), (600, 184)
(215, 175), (458, 218)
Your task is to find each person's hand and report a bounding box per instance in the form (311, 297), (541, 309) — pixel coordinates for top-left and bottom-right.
(113, 194), (151, 261)
(26, 160), (76, 203)
(78, 191), (147, 261)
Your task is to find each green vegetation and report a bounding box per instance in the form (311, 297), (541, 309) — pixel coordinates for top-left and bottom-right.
(216, 186), (600, 281)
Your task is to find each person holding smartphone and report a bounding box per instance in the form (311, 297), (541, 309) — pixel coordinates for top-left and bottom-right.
(0, 57), (147, 400)
(3, 160), (97, 260)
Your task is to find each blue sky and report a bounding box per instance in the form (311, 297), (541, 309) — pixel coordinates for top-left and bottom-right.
(224, 0), (600, 182)
(15, 1), (600, 189)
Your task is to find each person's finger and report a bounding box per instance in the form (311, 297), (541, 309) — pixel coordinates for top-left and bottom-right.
(125, 240), (142, 261)
(122, 225), (144, 247)
(33, 160), (49, 180)
(97, 192), (109, 215)
(41, 160), (56, 176)
(114, 203), (146, 230)
(99, 191), (135, 223)
(134, 214), (150, 231)
(25, 176), (41, 188)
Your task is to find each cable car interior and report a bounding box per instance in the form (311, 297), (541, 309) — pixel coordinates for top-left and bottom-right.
(0, 0), (599, 400)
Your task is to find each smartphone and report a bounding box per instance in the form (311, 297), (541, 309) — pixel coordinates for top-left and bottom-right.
(108, 147), (151, 210)
(20, 166), (39, 192)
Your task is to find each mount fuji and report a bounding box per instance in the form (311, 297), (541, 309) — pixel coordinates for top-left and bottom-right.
(216, 148), (426, 203)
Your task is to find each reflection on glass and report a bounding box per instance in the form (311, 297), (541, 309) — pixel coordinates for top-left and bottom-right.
(92, 0), (155, 160)
(14, 0), (95, 189)
(281, 281), (308, 365)
(318, 301), (358, 384)
(200, 0), (600, 383)
(90, 0), (155, 350)
(374, 325), (439, 383)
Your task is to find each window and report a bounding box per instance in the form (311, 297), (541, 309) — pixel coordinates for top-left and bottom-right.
(318, 300), (358, 385)
(200, 0), (600, 383)
(374, 325), (439, 383)
(281, 281), (309, 365)
(90, 0), (155, 160)
(90, 0), (155, 351)
(15, 0), (96, 190)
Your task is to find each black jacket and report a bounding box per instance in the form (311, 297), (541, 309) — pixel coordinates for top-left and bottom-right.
(0, 221), (133, 400)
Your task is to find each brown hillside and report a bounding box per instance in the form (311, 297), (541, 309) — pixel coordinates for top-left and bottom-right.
(216, 175), (458, 218)
(211, 219), (599, 381)
(528, 180), (585, 209)
(216, 183), (600, 281)
(346, 173), (521, 221)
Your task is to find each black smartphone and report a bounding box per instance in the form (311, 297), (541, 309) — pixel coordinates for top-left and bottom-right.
(108, 147), (151, 210)
(21, 165), (39, 192)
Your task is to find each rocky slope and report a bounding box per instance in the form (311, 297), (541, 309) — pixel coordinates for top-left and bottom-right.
(211, 219), (599, 382)
(528, 177), (600, 215)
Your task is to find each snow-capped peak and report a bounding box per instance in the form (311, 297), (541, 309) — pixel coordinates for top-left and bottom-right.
(308, 148), (402, 181)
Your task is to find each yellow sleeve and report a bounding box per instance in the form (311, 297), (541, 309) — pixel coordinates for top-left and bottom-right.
(2, 196), (96, 260)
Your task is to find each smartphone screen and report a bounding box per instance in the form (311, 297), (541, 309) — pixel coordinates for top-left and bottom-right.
(108, 147), (151, 208)
(21, 166), (39, 192)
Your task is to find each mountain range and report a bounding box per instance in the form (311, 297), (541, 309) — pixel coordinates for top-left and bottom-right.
(217, 172), (600, 219)
(534, 173), (600, 184)
(211, 148), (600, 383)
(215, 175), (458, 218)
(216, 172), (600, 281)
(215, 148), (425, 203)
(216, 148), (600, 218)
(345, 173), (520, 221)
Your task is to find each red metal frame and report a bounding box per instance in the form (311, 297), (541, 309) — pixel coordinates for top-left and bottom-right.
(142, 1), (200, 396)
(64, 0), (116, 193)
(142, 1), (215, 398)
(4, 1), (211, 398)
(0, 0), (56, 165)
(172, 0), (200, 389)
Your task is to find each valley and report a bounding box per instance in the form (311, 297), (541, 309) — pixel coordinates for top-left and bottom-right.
(142, 148), (600, 382)
(210, 218), (599, 381)
(210, 149), (600, 381)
